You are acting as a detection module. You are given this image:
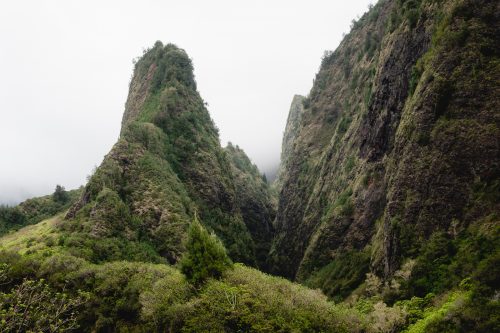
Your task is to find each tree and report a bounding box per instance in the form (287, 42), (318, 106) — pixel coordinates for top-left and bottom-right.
(53, 185), (69, 204)
(262, 173), (268, 183)
(0, 206), (26, 227)
(180, 216), (232, 286)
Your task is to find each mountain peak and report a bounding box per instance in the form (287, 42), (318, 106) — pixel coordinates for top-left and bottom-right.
(64, 42), (275, 267)
(121, 42), (196, 132)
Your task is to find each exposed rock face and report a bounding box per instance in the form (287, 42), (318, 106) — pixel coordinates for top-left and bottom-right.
(67, 42), (275, 267)
(270, 0), (499, 299)
(274, 95), (305, 192)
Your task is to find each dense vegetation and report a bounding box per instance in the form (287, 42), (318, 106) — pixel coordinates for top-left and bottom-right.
(0, 218), (365, 332)
(0, 0), (498, 331)
(0, 186), (81, 236)
(225, 143), (276, 270)
(271, 0), (499, 331)
(180, 217), (232, 286)
(65, 42), (275, 268)
(2, 42), (284, 332)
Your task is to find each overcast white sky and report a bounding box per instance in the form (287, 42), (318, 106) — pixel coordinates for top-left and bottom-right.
(0, 0), (373, 205)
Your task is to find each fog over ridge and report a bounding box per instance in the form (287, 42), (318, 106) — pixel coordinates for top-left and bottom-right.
(0, 0), (374, 205)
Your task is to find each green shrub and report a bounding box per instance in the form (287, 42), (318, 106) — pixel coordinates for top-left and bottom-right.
(180, 217), (233, 286)
(337, 115), (352, 136)
(90, 187), (132, 234)
(140, 273), (191, 330)
(409, 59), (424, 95)
(0, 276), (89, 332)
(0, 206), (26, 234)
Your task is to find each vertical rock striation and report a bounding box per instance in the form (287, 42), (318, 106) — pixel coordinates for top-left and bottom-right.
(271, 0), (499, 301)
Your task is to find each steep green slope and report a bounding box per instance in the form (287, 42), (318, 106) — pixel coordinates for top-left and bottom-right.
(0, 43), (290, 332)
(271, 0), (499, 317)
(225, 143), (276, 270)
(66, 42), (274, 267)
(0, 41), (319, 332)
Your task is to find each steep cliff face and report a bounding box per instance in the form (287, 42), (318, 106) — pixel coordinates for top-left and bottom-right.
(271, 0), (499, 301)
(274, 95), (305, 192)
(67, 42), (274, 267)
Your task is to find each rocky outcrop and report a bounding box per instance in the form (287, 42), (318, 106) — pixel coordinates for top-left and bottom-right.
(67, 42), (275, 268)
(274, 95), (305, 192)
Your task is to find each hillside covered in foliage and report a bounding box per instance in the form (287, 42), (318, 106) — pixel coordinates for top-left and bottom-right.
(1, 0), (498, 332)
(0, 186), (81, 236)
(271, 0), (499, 331)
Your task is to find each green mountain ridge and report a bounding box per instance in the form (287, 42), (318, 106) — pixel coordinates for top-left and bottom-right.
(1, 0), (498, 331)
(0, 186), (82, 236)
(64, 42), (274, 267)
(271, 0), (499, 329)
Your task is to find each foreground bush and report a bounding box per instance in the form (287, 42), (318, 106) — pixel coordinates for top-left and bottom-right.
(180, 217), (232, 286)
(180, 264), (365, 332)
(0, 248), (366, 332)
(0, 266), (88, 333)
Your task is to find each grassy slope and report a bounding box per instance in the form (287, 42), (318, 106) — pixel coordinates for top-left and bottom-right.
(0, 188), (81, 236)
(0, 215), (61, 254)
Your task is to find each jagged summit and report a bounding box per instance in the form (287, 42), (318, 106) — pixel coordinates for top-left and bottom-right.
(273, 94), (304, 192)
(66, 41), (275, 267)
(121, 42), (197, 132)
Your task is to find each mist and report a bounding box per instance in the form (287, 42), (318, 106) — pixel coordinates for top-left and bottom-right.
(0, 0), (374, 205)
